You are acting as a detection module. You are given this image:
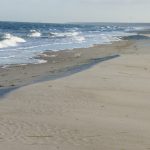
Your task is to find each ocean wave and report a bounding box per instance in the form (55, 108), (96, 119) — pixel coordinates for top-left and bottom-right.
(0, 22), (148, 66)
(0, 33), (26, 49)
(28, 30), (41, 37)
(73, 35), (85, 43)
(50, 31), (85, 43)
(125, 26), (150, 32)
(0, 55), (15, 59)
(50, 31), (80, 38)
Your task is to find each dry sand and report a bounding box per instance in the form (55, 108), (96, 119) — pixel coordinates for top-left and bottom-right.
(0, 40), (150, 149)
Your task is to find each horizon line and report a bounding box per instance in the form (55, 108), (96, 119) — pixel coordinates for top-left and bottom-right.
(0, 20), (150, 24)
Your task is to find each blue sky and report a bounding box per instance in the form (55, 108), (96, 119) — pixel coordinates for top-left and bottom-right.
(0, 0), (150, 23)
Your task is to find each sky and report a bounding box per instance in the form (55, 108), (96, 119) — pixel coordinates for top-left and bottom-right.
(0, 0), (150, 23)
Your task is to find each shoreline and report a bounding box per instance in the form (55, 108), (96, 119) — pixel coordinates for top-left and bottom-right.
(1, 42), (150, 149)
(0, 40), (134, 89)
(0, 54), (119, 97)
(0, 37), (150, 97)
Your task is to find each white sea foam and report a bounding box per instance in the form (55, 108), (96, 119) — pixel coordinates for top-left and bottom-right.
(125, 26), (150, 32)
(73, 36), (85, 42)
(51, 31), (86, 43)
(0, 33), (26, 49)
(1, 65), (10, 69)
(28, 30), (41, 37)
(36, 59), (47, 64)
(51, 31), (80, 38)
(0, 55), (15, 59)
(0, 23), (144, 66)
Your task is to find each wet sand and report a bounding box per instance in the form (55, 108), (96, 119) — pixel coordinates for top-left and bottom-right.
(0, 39), (150, 149)
(0, 40), (134, 88)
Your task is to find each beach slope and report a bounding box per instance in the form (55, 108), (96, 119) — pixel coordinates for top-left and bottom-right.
(0, 51), (150, 149)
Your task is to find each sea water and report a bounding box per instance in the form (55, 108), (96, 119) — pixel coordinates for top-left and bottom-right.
(0, 22), (149, 66)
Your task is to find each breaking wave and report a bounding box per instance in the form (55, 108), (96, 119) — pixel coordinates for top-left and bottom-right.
(0, 33), (26, 49)
(50, 31), (85, 42)
(28, 30), (41, 37)
(0, 22), (148, 66)
(50, 31), (80, 38)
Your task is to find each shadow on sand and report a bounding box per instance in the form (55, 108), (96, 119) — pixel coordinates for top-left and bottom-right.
(0, 54), (119, 98)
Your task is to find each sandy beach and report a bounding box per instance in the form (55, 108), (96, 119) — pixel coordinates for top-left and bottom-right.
(0, 38), (150, 149)
(0, 40), (134, 88)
